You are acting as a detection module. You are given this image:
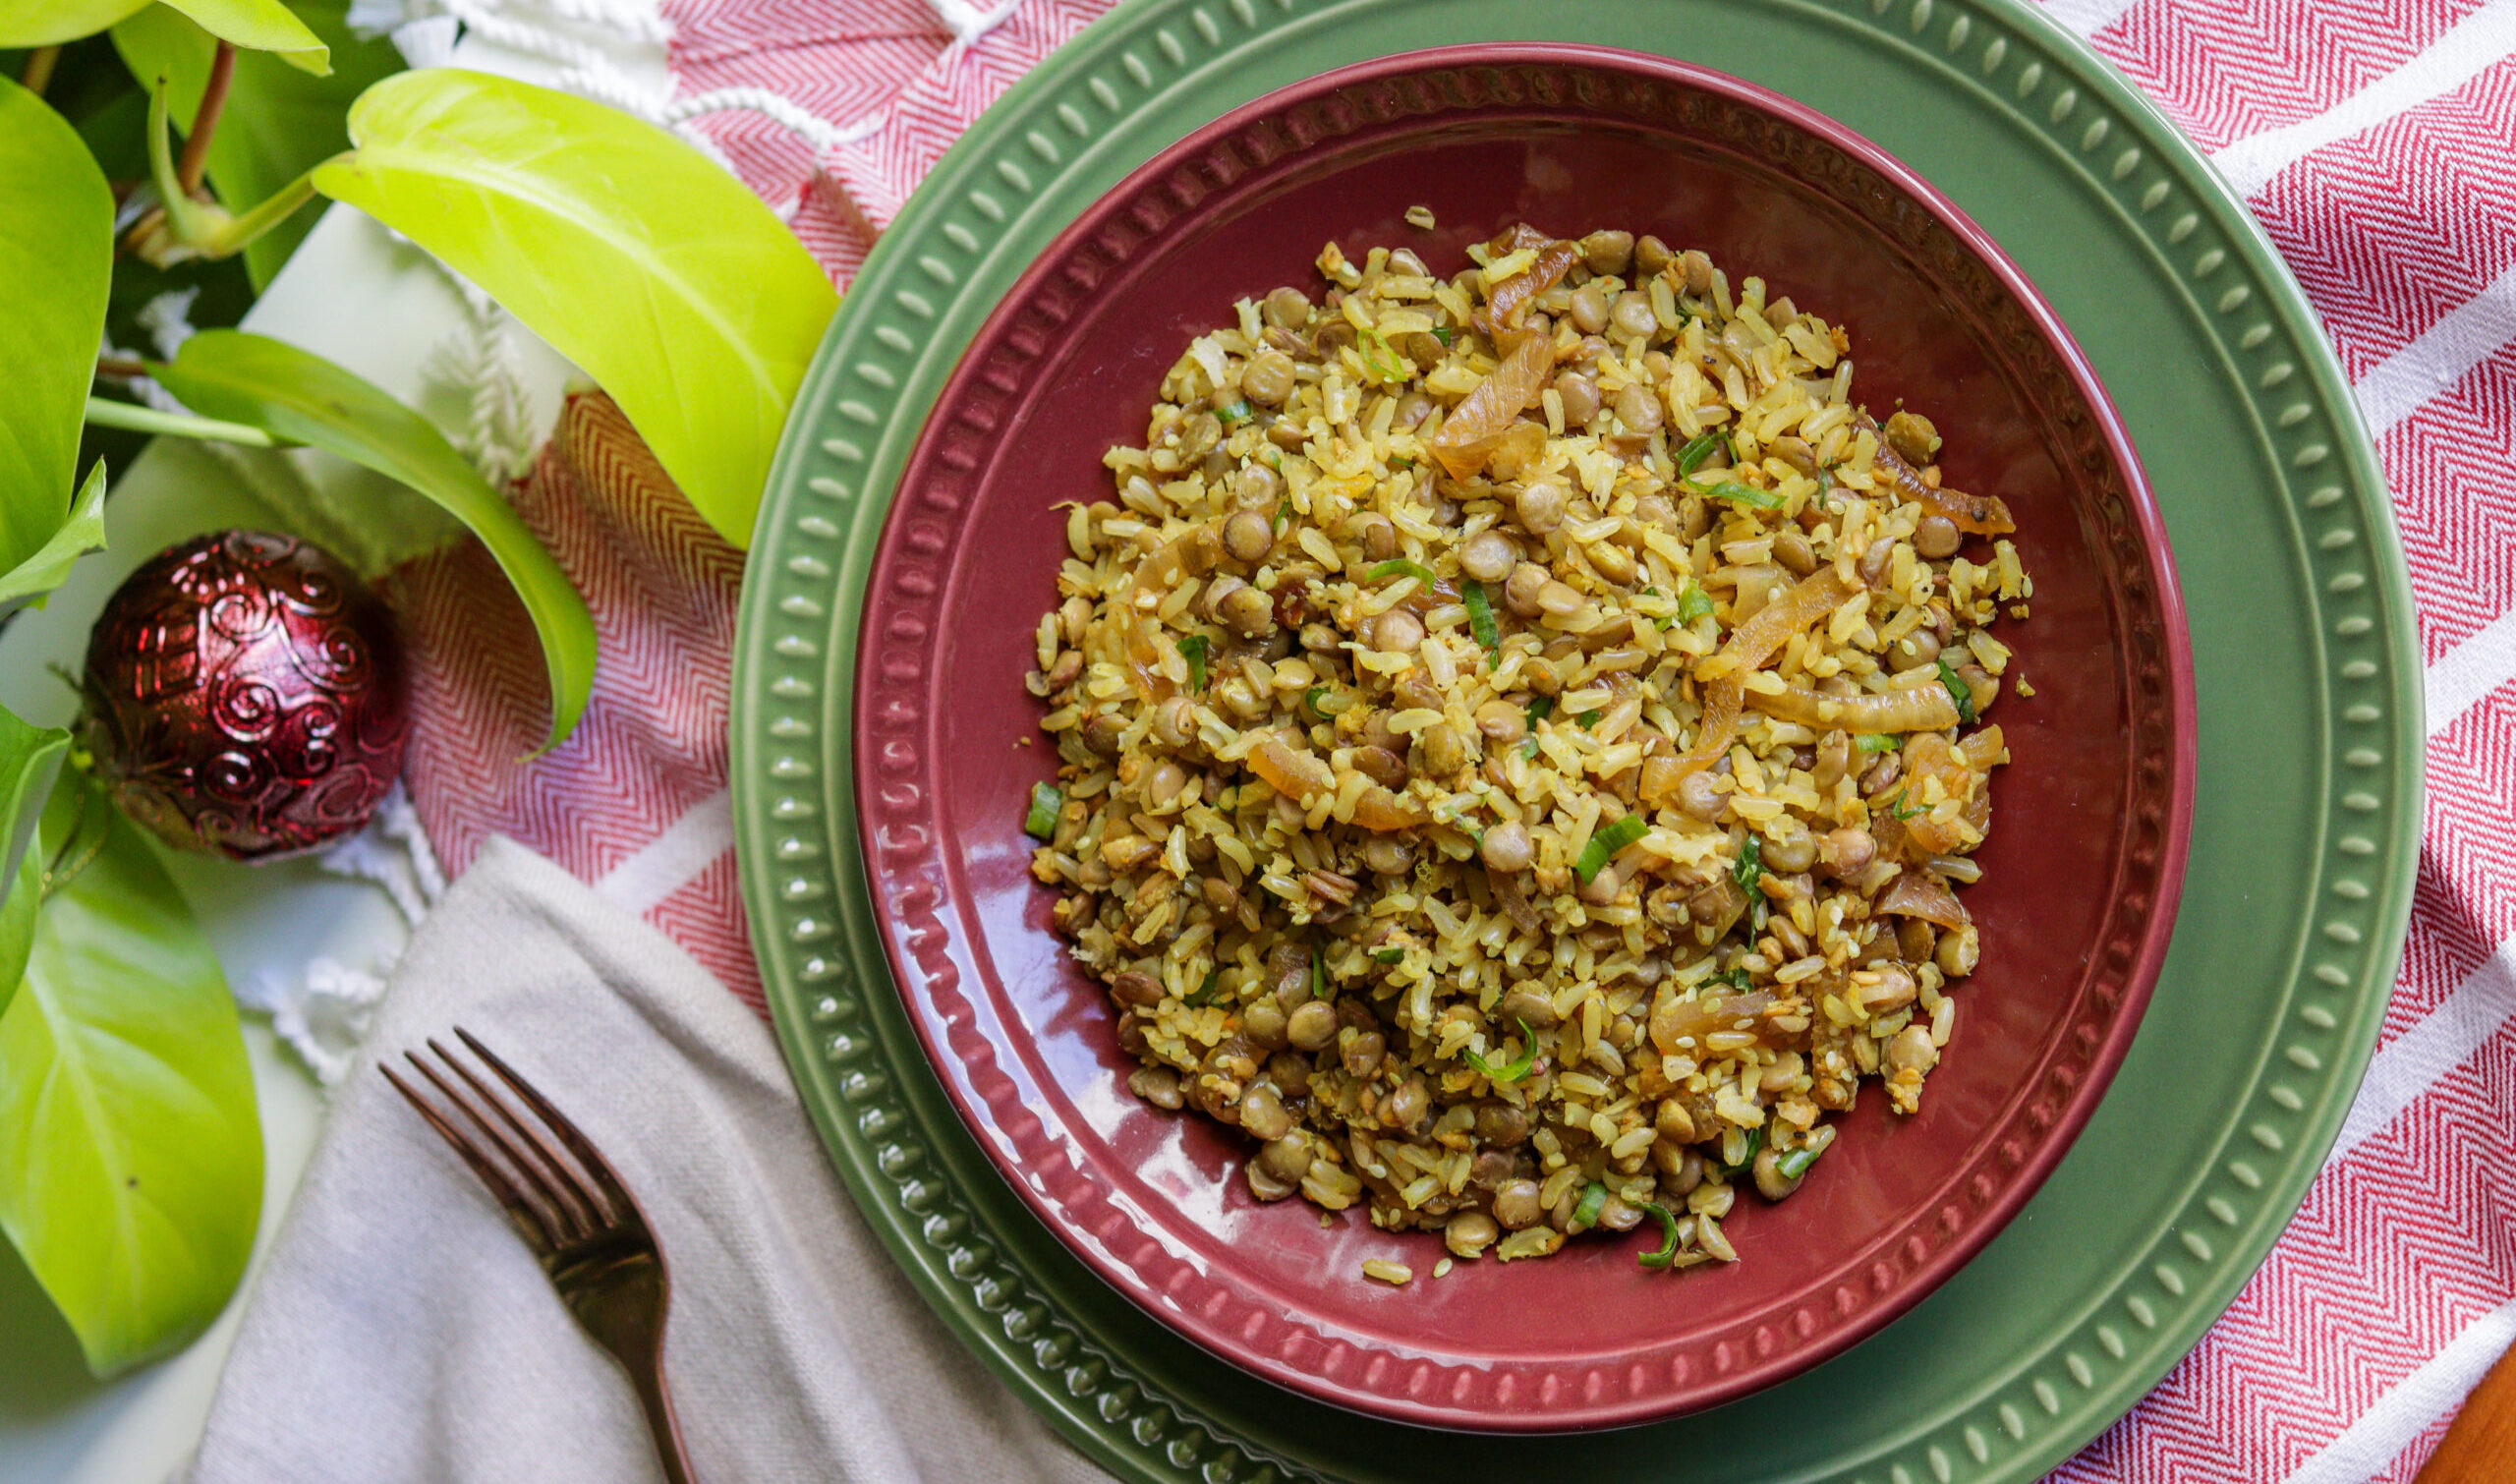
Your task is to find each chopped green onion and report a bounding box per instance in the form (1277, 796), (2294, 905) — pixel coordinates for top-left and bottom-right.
(1713, 1126), (1765, 1180)
(1888, 790), (1925, 821)
(1273, 496), (1291, 532)
(1572, 1180), (1609, 1228)
(1855, 732), (1900, 753)
(1699, 480), (1785, 510)
(1463, 1017), (1538, 1084)
(1310, 942), (1326, 1003)
(1356, 327), (1409, 383)
(1525, 695), (1557, 725)
(1216, 398), (1252, 426)
(1303, 684), (1329, 719)
(1573, 814), (1648, 883)
(1637, 1201), (1681, 1269)
(1368, 558), (1438, 585)
(1463, 580), (1501, 660)
(1639, 586), (1675, 632)
(1776, 1145), (1822, 1180)
(1732, 834), (1764, 894)
(1575, 710), (1602, 730)
(1372, 947), (1404, 965)
(1936, 656), (1977, 723)
(1022, 782), (1062, 840)
(1734, 834), (1768, 933)
(1176, 634), (1209, 690)
(1518, 736), (1541, 760)
(1714, 966), (1755, 993)
(1432, 324), (1455, 346)
(1676, 431), (1728, 477)
(1184, 967), (1222, 1006)
(1675, 583), (1716, 623)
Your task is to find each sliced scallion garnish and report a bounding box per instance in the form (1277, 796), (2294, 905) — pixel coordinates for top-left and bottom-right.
(1699, 480), (1785, 510)
(1175, 634), (1209, 690)
(1572, 1180), (1609, 1228)
(1637, 1200), (1681, 1269)
(1936, 656), (1977, 723)
(1732, 834), (1764, 894)
(1022, 781), (1062, 840)
(1713, 1126), (1765, 1180)
(1216, 398), (1252, 426)
(1572, 814), (1647, 883)
(1463, 1016), (1538, 1083)
(1775, 1145), (1822, 1180)
(1463, 580), (1500, 660)
(1368, 557), (1438, 586)
(1675, 583), (1715, 623)
(1676, 431), (1726, 477)
(1854, 732), (1900, 753)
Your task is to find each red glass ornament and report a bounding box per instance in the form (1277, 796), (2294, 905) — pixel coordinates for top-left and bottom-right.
(81, 531), (409, 861)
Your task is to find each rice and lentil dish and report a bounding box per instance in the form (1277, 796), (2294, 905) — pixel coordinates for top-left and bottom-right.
(1022, 221), (2032, 1276)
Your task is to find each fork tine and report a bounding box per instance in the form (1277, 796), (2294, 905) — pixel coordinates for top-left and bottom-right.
(455, 1027), (636, 1221)
(403, 1046), (587, 1246)
(380, 1062), (563, 1257)
(429, 1035), (608, 1237)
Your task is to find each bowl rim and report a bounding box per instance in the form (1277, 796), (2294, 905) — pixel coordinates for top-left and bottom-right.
(851, 40), (2199, 1432)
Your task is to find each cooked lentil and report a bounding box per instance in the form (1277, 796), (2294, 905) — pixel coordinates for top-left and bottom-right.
(1025, 223), (2031, 1272)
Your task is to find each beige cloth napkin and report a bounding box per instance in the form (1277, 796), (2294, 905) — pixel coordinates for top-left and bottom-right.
(188, 837), (1111, 1484)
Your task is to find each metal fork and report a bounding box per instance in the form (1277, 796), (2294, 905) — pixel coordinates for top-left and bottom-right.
(382, 1029), (698, 1484)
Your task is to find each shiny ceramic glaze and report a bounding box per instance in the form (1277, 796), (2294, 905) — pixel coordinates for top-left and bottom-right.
(846, 47), (2194, 1431)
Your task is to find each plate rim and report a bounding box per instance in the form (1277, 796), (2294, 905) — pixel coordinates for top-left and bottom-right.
(732, 0), (2421, 1478)
(845, 39), (2201, 1433)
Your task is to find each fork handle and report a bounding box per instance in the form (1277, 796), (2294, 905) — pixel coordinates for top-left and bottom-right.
(628, 1360), (699, 1484)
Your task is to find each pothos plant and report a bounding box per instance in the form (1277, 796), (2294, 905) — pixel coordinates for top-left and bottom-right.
(0, 1), (836, 1376)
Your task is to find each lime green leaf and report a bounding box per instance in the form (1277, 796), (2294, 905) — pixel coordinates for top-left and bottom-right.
(0, 77), (113, 580)
(159, 0), (325, 73)
(153, 330), (596, 750)
(0, 705), (72, 893)
(0, 460), (108, 609)
(0, 777), (262, 1376)
(111, 0), (393, 284)
(0, 0), (151, 47)
(313, 69), (839, 549)
(0, 704), (72, 1016)
(0, 853), (39, 1022)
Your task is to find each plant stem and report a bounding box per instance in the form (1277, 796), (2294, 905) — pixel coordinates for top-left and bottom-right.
(84, 396), (277, 448)
(116, 205), (166, 262)
(21, 46), (59, 96)
(176, 43), (236, 197)
(95, 355), (149, 379)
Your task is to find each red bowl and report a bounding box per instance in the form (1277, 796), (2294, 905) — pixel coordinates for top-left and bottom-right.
(853, 45), (2194, 1432)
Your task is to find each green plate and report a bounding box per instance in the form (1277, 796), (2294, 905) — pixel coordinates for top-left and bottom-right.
(731, 0), (2422, 1479)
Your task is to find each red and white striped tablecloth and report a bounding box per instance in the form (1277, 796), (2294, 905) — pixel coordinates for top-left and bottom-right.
(394, 1), (2516, 1477)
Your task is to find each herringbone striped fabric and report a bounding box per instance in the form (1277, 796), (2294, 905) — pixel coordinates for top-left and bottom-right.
(386, 390), (762, 1008)
(390, 0), (2516, 1476)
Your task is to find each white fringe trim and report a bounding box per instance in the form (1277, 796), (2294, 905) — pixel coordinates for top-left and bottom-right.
(245, 785), (447, 1086)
